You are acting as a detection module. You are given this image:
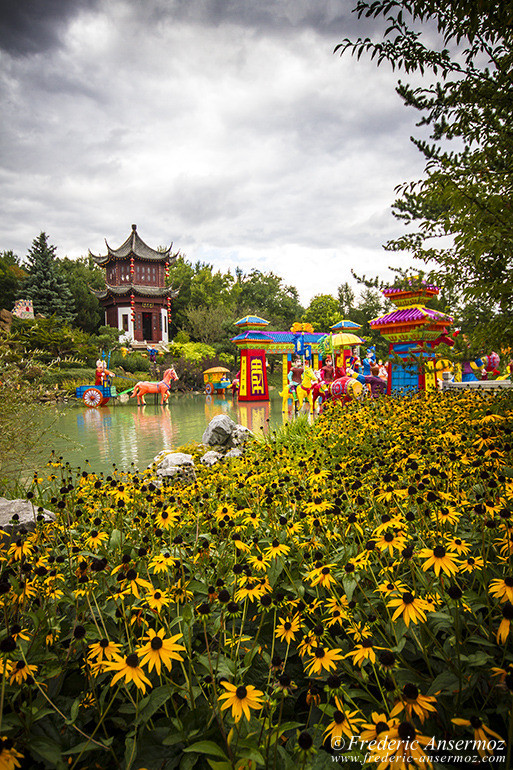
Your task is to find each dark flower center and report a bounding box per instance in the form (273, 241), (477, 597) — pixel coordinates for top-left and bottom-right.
(397, 721), (416, 741)
(376, 721), (389, 734)
(502, 602), (513, 620)
(151, 637), (163, 650)
(154, 592), (161, 600)
(99, 639), (109, 648)
(314, 646), (325, 658)
(403, 683), (419, 700)
(284, 622), (292, 631)
(433, 546), (446, 558)
(470, 716), (482, 729)
(333, 710), (345, 724)
(126, 653), (139, 667)
(235, 685), (247, 699)
(505, 577), (513, 587)
(297, 731), (313, 750)
(402, 592), (414, 605)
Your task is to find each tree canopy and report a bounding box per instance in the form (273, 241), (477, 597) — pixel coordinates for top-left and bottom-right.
(337, 0), (513, 347)
(21, 233), (76, 322)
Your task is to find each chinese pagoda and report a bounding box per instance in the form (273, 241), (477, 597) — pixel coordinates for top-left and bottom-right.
(369, 283), (454, 393)
(89, 225), (179, 344)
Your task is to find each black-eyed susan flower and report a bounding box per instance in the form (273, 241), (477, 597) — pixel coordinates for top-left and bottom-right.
(137, 629), (185, 674)
(452, 717), (505, 758)
(275, 615), (301, 644)
(105, 652), (152, 693)
(87, 638), (122, 662)
(218, 682), (264, 722)
(419, 545), (460, 576)
(305, 645), (344, 676)
(247, 553), (271, 572)
(368, 721), (434, 769)
(84, 530), (108, 551)
(0, 736), (23, 770)
(306, 564), (338, 589)
(144, 587), (171, 612)
(360, 712), (399, 742)
(489, 577), (513, 603)
(9, 660), (37, 685)
(390, 684), (438, 723)
(459, 554), (484, 573)
(496, 601), (513, 643)
(387, 591), (431, 626)
(323, 701), (363, 747)
(265, 539), (290, 558)
(344, 638), (385, 668)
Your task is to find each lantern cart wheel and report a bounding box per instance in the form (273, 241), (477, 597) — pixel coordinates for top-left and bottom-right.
(82, 388), (103, 408)
(205, 382), (214, 395)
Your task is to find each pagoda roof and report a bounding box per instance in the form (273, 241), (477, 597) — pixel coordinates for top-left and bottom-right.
(330, 319), (362, 330)
(90, 225), (175, 266)
(90, 283), (179, 300)
(265, 331), (325, 344)
(370, 307), (453, 327)
(234, 315), (270, 327)
(231, 331), (273, 344)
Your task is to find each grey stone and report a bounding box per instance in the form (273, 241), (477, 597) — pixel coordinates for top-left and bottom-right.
(202, 414), (236, 446)
(201, 450), (224, 466)
(153, 452), (196, 479)
(225, 448), (243, 458)
(0, 497), (55, 541)
(231, 424), (253, 447)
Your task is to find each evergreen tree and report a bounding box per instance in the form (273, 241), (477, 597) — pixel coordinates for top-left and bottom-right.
(21, 233), (75, 322)
(0, 250), (26, 311)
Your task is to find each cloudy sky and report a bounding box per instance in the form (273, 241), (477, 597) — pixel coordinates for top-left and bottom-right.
(0, 0), (434, 305)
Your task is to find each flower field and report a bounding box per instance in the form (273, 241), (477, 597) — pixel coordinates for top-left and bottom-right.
(1, 390), (513, 769)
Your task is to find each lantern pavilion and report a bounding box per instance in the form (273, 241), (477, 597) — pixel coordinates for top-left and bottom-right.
(369, 283), (454, 393)
(89, 225), (179, 344)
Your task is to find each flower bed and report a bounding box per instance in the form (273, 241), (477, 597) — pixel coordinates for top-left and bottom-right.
(1, 391), (513, 769)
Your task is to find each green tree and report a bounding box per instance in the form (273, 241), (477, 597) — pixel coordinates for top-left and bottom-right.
(337, 282), (356, 317)
(237, 270), (303, 329)
(302, 294), (342, 332)
(0, 251), (26, 311)
(57, 256), (104, 333)
(185, 305), (235, 345)
(337, 1), (513, 347)
(21, 233), (75, 322)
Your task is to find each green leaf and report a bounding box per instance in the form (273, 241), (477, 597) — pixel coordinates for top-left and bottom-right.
(342, 577), (357, 601)
(29, 737), (66, 768)
(207, 761), (232, 770)
(268, 557), (285, 587)
(64, 737), (113, 755)
(137, 684), (173, 723)
(109, 528), (123, 549)
(183, 741), (229, 760)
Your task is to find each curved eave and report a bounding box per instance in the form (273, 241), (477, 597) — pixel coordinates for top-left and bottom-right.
(89, 283), (180, 299)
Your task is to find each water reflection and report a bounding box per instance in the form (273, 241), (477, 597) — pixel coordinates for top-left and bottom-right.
(34, 392), (286, 476)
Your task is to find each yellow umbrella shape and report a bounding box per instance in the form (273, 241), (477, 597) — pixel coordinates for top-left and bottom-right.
(331, 332), (364, 347)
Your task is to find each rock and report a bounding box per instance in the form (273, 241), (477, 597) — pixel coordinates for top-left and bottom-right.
(231, 424), (253, 447)
(0, 497), (55, 542)
(225, 448), (243, 459)
(202, 415), (236, 446)
(153, 452), (196, 479)
(201, 450), (224, 466)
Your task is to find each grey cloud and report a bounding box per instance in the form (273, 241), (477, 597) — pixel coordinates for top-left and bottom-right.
(0, 0), (100, 56)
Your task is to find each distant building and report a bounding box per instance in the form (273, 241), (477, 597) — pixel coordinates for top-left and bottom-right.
(89, 225), (179, 344)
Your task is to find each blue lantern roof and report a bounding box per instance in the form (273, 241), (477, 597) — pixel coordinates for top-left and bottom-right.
(330, 319), (362, 330)
(234, 315), (270, 327)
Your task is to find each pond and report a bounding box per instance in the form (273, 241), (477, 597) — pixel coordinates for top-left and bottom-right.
(24, 390), (292, 478)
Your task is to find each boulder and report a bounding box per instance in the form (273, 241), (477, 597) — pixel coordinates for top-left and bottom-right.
(0, 497), (55, 542)
(231, 424), (253, 447)
(153, 452), (196, 479)
(202, 415), (236, 446)
(200, 450), (224, 466)
(225, 448), (244, 459)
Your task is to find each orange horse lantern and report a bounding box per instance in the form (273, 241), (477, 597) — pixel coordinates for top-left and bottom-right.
(131, 367), (178, 405)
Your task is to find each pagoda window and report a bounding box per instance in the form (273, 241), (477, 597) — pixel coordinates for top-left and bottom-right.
(122, 314), (129, 332)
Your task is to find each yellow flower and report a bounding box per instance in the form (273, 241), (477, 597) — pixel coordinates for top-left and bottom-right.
(367, 721), (434, 769)
(137, 629), (186, 675)
(489, 577), (513, 603)
(390, 684), (437, 724)
(9, 661), (38, 685)
(105, 652), (152, 693)
(452, 717), (505, 758)
(87, 639), (122, 662)
(0, 736), (23, 770)
(419, 545), (460, 576)
(144, 587), (171, 612)
(324, 701), (363, 747)
(218, 682), (264, 723)
(387, 592), (431, 626)
(275, 615), (301, 644)
(360, 712), (399, 742)
(345, 639), (384, 668)
(265, 539), (290, 558)
(84, 530), (108, 551)
(305, 646), (344, 676)
(306, 564), (338, 589)
(247, 553), (271, 572)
